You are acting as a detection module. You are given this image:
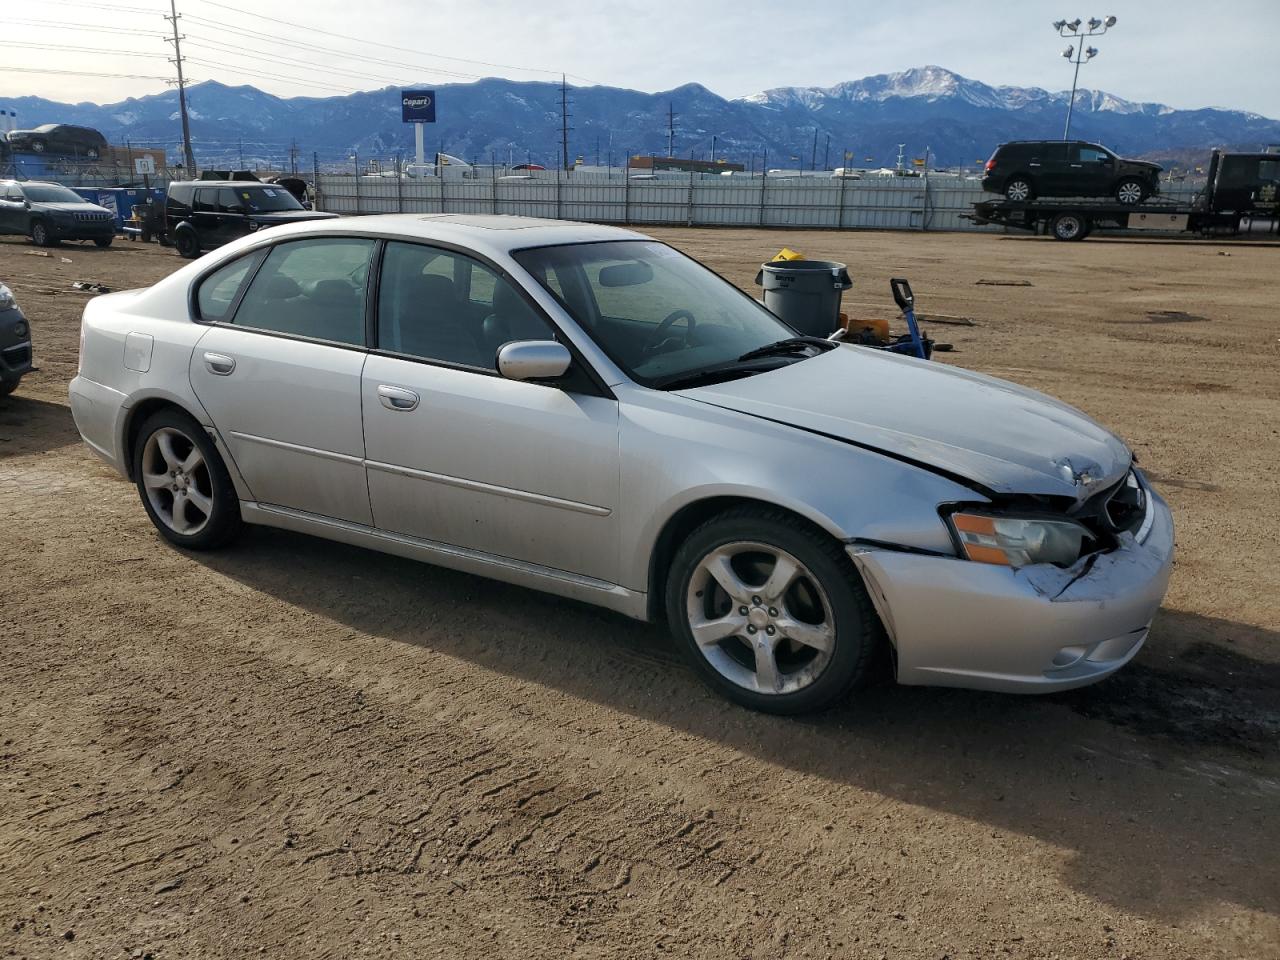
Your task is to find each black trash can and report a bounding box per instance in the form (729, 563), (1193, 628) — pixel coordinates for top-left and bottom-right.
(754, 260), (853, 337)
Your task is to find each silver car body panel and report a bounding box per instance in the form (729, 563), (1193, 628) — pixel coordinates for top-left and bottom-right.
(68, 214), (1174, 694)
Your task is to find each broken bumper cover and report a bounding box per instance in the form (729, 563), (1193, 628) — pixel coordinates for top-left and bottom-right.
(848, 488), (1174, 693)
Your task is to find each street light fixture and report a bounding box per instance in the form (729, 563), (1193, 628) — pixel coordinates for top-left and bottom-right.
(1053, 15), (1117, 139)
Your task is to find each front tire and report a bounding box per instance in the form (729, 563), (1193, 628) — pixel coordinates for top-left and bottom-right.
(30, 221), (57, 247)
(132, 408), (242, 550)
(1004, 176), (1034, 202)
(666, 507), (881, 714)
(1115, 178), (1147, 204)
(174, 229), (200, 259)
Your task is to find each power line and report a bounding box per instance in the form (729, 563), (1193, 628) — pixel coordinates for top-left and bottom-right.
(0, 66), (170, 80)
(191, 0), (594, 82)
(6, 18), (165, 36)
(37, 0), (161, 14)
(182, 37), (425, 89)
(181, 15), (486, 82)
(0, 41), (168, 58)
(183, 57), (357, 94)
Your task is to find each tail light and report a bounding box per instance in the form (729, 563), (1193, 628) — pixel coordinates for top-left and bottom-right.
(984, 158), (996, 172)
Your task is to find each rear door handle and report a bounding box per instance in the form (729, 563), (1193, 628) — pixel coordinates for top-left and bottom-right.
(377, 384), (420, 411)
(203, 351), (235, 376)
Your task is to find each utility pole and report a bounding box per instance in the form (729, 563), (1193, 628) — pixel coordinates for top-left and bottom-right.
(164, 0), (196, 174)
(823, 133), (830, 170)
(560, 74), (571, 172)
(237, 136), (244, 169)
(667, 102), (676, 158)
(811, 128), (818, 171)
(711, 134), (717, 164)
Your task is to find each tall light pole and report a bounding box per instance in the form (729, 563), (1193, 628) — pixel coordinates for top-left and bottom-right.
(1054, 15), (1116, 140)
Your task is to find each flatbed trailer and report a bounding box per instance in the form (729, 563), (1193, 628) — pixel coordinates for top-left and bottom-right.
(967, 149), (1280, 241)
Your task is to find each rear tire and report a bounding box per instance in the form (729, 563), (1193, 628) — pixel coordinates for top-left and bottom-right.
(94, 237), (113, 248)
(1050, 212), (1089, 241)
(0, 380), (17, 398)
(665, 506), (881, 714)
(132, 408), (242, 551)
(1004, 177), (1034, 202)
(1115, 178), (1147, 204)
(174, 229), (200, 259)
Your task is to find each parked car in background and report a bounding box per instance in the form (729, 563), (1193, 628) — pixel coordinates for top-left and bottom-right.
(164, 180), (337, 259)
(982, 141), (1161, 204)
(0, 180), (115, 247)
(6, 124), (108, 160)
(0, 282), (32, 397)
(68, 215), (1173, 714)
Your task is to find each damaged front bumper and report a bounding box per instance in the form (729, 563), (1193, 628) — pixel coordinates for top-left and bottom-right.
(848, 487), (1174, 693)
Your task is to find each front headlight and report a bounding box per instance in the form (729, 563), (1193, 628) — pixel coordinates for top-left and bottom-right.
(949, 512), (1090, 568)
(0, 284), (14, 311)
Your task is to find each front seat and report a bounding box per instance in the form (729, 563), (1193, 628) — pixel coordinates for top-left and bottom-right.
(397, 274), (485, 367)
(482, 282), (553, 363)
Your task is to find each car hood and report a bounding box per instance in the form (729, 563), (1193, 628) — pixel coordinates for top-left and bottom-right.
(248, 210), (339, 223)
(42, 202), (112, 215)
(680, 345), (1131, 501)
(1122, 159), (1162, 175)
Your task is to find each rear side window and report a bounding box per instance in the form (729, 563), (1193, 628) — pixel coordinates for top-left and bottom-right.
(232, 238), (375, 346)
(196, 254), (259, 321)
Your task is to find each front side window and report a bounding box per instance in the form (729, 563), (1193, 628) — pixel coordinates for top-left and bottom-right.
(1076, 146), (1110, 164)
(378, 241), (554, 369)
(216, 187), (244, 213)
(194, 189), (217, 213)
(239, 187), (304, 213)
(196, 253), (259, 321)
(513, 240), (802, 387)
(232, 238), (375, 346)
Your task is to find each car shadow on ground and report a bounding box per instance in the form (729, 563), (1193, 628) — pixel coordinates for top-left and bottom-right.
(0, 394), (82, 458)
(195, 524), (1280, 925)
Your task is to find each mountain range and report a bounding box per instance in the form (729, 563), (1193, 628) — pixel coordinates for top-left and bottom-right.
(3, 65), (1278, 170)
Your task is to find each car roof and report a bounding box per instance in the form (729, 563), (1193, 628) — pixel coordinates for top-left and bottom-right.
(248, 214), (651, 257)
(1, 179), (66, 188)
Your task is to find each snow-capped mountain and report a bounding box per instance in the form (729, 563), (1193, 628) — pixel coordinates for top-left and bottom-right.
(3, 66), (1276, 169)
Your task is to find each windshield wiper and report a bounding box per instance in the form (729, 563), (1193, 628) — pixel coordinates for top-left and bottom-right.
(736, 336), (835, 363)
(651, 364), (765, 391)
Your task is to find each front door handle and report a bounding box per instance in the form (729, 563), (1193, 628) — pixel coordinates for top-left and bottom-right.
(203, 351), (236, 376)
(377, 384), (420, 411)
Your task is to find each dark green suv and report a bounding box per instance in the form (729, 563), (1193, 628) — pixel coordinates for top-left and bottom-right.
(0, 180), (115, 247)
(982, 141), (1161, 204)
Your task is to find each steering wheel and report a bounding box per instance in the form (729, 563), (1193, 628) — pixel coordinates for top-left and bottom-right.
(643, 309), (697, 357)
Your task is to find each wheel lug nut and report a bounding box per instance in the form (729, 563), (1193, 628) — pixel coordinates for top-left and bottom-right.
(765, 626), (775, 636)
(738, 606), (748, 616)
(752, 595), (762, 605)
(768, 607), (779, 617)
(746, 625), (757, 634)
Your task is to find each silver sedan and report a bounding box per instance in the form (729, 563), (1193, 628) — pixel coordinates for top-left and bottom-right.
(69, 215), (1173, 713)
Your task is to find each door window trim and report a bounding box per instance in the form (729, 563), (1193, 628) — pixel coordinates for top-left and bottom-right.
(368, 236), (615, 399)
(188, 234), (379, 353)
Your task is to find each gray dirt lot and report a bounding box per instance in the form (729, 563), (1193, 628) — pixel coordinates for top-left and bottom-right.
(1, 228), (1277, 959)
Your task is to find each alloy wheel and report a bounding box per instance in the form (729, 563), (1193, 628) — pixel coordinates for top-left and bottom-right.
(685, 541), (836, 695)
(1116, 181), (1144, 204)
(140, 426), (214, 536)
(1006, 179), (1031, 202)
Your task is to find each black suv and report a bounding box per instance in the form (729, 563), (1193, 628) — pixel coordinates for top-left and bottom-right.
(0, 180), (115, 247)
(165, 180), (337, 259)
(0, 281), (33, 397)
(982, 141), (1161, 204)
(6, 124), (108, 160)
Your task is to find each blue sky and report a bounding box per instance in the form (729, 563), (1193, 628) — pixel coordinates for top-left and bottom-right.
(3, 0), (1277, 117)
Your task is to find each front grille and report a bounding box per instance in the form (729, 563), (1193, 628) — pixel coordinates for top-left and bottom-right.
(1, 343), (32, 369)
(74, 211), (113, 223)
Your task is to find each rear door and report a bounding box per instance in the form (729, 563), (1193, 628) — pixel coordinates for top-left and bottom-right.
(189, 236), (377, 524)
(1035, 143), (1072, 195)
(192, 188), (223, 245)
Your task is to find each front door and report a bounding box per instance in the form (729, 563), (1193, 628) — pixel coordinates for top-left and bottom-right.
(360, 240), (620, 580)
(1071, 144), (1114, 198)
(188, 236), (377, 524)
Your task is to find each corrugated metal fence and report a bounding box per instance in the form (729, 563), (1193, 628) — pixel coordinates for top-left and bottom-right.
(313, 173), (1200, 232)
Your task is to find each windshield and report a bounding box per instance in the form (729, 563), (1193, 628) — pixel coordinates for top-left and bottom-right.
(512, 240), (806, 387)
(237, 186), (304, 213)
(22, 184), (87, 204)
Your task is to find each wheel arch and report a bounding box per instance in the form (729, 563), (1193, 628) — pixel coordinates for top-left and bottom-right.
(119, 391), (213, 481)
(645, 493), (849, 622)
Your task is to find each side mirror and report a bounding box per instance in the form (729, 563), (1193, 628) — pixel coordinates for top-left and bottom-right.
(497, 340), (572, 382)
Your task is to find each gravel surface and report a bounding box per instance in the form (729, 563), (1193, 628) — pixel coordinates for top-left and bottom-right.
(2, 228), (1277, 959)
